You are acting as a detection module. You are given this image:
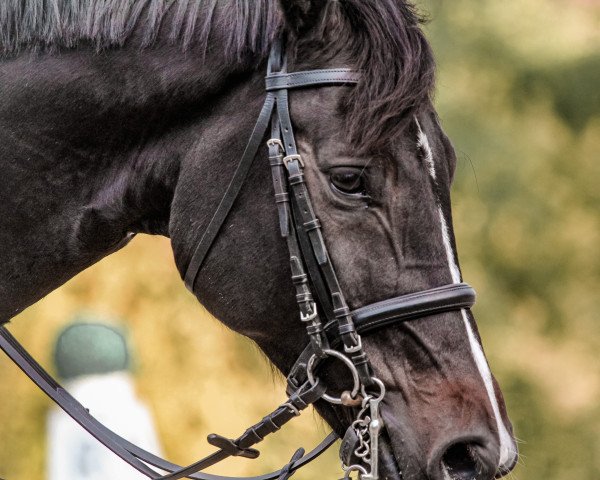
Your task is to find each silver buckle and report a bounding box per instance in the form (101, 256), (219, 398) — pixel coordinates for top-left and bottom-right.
(344, 334), (363, 354)
(282, 401), (301, 417)
(300, 302), (317, 322)
(266, 138), (284, 152)
(283, 154), (304, 169)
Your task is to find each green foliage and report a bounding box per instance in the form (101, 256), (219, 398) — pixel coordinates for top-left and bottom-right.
(423, 0), (600, 478)
(514, 54), (600, 131)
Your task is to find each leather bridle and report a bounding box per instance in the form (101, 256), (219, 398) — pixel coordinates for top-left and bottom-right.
(0, 37), (476, 480)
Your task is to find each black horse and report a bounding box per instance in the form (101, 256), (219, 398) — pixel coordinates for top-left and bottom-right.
(0, 1), (517, 479)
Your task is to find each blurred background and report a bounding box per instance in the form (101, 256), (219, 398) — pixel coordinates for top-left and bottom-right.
(1, 0), (598, 479)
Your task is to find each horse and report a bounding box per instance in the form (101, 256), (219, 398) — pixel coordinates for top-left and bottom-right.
(0, 1), (518, 479)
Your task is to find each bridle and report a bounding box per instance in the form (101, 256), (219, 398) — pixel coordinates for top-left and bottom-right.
(0, 37), (476, 480)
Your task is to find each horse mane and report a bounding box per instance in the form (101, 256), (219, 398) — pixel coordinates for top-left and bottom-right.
(0, 0), (434, 150)
(312, 1), (435, 150)
(0, 0), (279, 56)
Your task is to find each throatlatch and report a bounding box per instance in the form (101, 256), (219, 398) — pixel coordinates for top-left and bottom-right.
(0, 35), (476, 480)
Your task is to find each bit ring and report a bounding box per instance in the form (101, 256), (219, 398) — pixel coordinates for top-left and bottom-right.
(361, 377), (386, 404)
(306, 349), (360, 405)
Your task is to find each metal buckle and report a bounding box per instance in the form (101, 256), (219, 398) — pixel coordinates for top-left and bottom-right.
(283, 154), (304, 169)
(266, 138), (284, 152)
(282, 401), (301, 417)
(300, 302), (317, 322)
(344, 334), (363, 354)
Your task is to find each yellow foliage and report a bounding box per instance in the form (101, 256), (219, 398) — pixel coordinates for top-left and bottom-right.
(0, 236), (341, 480)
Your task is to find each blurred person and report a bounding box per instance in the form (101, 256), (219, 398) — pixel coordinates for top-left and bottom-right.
(47, 318), (162, 480)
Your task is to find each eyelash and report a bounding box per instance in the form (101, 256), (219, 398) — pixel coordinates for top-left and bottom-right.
(329, 171), (366, 195)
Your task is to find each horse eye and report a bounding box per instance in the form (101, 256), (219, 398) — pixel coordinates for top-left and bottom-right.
(329, 168), (367, 195)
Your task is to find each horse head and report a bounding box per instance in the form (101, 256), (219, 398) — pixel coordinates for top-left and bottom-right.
(0, 1), (518, 478)
(172, 2), (518, 478)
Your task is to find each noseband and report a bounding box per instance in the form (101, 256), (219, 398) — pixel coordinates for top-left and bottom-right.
(0, 38), (476, 480)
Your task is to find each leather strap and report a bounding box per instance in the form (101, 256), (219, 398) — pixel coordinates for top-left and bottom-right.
(351, 283), (476, 334)
(268, 121), (330, 356)
(159, 381), (327, 480)
(265, 69), (359, 91)
(184, 93), (276, 291)
(289, 189), (335, 322)
(272, 79), (373, 386)
(0, 325), (336, 480)
(0, 280), (476, 478)
(184, 70), (361, 292)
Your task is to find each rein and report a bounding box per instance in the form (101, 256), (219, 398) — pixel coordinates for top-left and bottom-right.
(0, 37), (476, 480)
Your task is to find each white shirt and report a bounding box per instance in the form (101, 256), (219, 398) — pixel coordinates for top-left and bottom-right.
(47, 372), (162, 480)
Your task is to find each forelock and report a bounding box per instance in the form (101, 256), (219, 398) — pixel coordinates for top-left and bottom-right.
(293, 0), (436, 152)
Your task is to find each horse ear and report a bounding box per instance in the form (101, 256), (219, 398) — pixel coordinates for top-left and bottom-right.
(278, 0), (329, 36)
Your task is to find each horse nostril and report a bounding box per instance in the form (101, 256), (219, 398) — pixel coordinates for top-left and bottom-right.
(441, 442), (482, 480)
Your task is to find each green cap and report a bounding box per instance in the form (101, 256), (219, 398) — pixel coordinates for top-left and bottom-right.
(53, 319), (131, 380)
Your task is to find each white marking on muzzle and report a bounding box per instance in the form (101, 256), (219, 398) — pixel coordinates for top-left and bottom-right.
(416, 120), (516, 468)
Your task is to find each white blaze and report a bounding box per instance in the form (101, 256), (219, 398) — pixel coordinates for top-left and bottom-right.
(415, 120), (516, 468)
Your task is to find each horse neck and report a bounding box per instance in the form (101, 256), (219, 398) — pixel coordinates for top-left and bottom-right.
(0, 45), (265, 321)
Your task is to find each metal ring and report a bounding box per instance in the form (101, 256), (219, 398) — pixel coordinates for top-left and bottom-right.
(306, 349), (360, 405)
(361, 377), (386, 404)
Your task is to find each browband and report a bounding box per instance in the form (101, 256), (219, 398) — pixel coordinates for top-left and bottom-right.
(265, 69), (360, 91)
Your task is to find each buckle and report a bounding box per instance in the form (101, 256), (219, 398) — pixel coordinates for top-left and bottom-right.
(343, 334), (363, 354)
(266, 138), (284, 152)
(300, 302), (317, 322)
(283, 154), (304, 169)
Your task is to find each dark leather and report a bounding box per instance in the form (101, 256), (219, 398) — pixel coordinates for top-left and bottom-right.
(268, 130), (330, 356)
(270, 65), (373, 384)
(352, 283), (476, 334)
(268, 123), (290, 237)
(183, 71), (359, 292)
(159, 381), (327, 480)
(277, 448), (306, 480)
(289, 195), (335, 322)
(265, 69), (359, 91)
(340, 426), (361, 466)
(183, 93), (276, 291)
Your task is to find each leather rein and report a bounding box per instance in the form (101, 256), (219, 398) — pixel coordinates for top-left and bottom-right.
(0, 38), (476, 480)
